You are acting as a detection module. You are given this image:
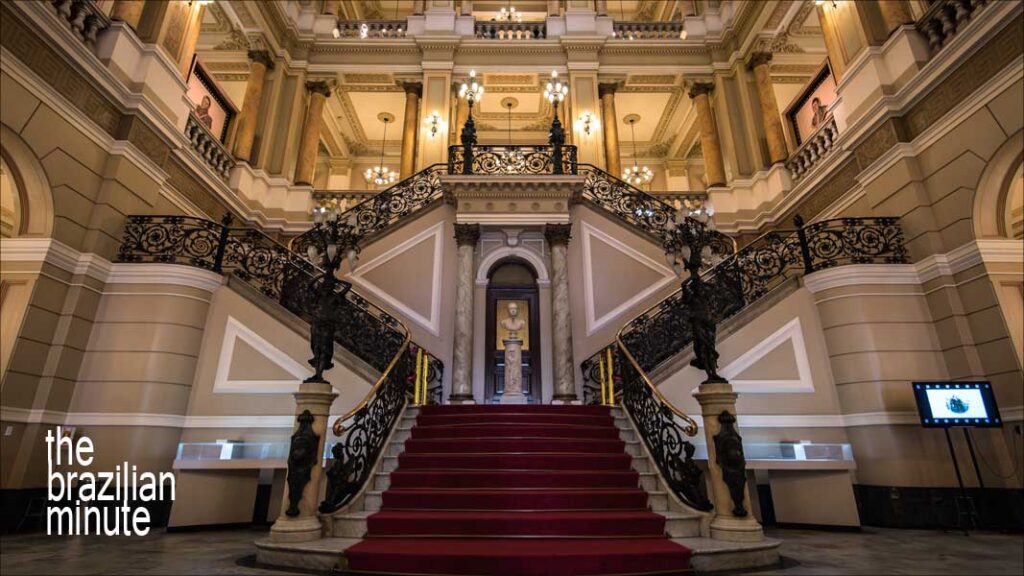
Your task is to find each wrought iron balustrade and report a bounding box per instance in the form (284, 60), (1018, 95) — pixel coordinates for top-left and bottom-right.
(448, 144), (578, 175)
(612, 21), (685, 40)
(185, 113), (235, 179)
(581, 216), (909, 512)
(785, 116), (838, 180)
(474, 21), (546, 40)
(311, 191), (380, 212)
(293, 165), (446, 255)
(916, 0), (990, 54)
(334, 20), (407, 38)
(51, 0), (109, 46)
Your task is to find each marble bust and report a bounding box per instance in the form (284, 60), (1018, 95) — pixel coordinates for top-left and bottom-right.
(500, 302), (525, 340)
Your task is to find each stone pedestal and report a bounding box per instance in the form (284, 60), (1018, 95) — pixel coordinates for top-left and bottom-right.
(693, 381), (764, 543)
(500, 338), (528, 404)
(270, 381), (337, 543)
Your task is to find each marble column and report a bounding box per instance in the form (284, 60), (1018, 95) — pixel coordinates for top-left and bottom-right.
(595, 0), (608, 16)
(598, 82), (621, 177)
(270, 381), (337, 543)
(746, 52), (788, 165)
(548, 0), (560, 17)
(294, 81), (332, 186)
(412, 0), (425, 14)
(110, 0), (145, 30)
(453, 85), (469, 144)
(688, 81), (727, 187)
(545, 224), (577, 403)
(877, 0), (914, 35)
(232, 50), (274, 163)
(323, 0), (341, 16)
(450, 224), (480, 404)
(400, 82), (422, 179)
(693, 382), (764, 542)
(461, 0), (473, 16)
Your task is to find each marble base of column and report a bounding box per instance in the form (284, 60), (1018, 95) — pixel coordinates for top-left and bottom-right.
(270, 381), (337, 543)
(499, 339), (528, 404)
(693, 381), (764, 543)
(448, 394), (476, 405)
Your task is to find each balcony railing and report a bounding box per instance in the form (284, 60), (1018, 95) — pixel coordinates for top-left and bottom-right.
(612, 21), (685, 40)
(474, 21), (546, 40)
(334, 20), (407, 39)
(785, 116), (838, 180)
(51, 0), (110, 46)
(184, 113), (235, 179)
(916, 0), (991, 54)
(448, 144), (577, 175)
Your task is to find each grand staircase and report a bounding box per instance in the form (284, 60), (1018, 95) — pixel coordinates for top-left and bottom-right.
(340, 404), (696, 576)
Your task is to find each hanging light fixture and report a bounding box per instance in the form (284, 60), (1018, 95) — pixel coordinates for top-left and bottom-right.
(364, 113), (398, 187)
(500, 97), (525, 174)
(497, 0), (523, 22)
(622, 114), (653, 187)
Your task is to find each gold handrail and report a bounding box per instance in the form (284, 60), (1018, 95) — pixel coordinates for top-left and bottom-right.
(611, 226), (800, 437)
(332, 328), (412, 436)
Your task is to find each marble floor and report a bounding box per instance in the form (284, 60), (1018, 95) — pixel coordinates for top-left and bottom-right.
(0, 526), (1021, 575)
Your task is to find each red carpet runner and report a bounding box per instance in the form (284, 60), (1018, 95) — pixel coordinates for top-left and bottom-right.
(344, 404), (693, 575)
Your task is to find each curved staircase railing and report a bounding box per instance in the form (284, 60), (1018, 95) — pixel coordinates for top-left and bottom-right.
(116, 215), (444, 514)
(582, 216), (910, 511)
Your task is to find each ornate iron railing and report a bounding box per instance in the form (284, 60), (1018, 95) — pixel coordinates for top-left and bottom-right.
(292, 165), (446, 255)
(311, 190), (381, 212)
(447, 144), (578, 176)
(581, 216), (909, 511)
(334, 20), (406, 38)
(612, 21), (685, 40)
(474, 21), (546, 40)
(579, 165), (734, 257)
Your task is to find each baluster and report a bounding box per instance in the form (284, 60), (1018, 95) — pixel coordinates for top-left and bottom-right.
(69, 1), (88, 37)
(952, 0), (971, 24)
(937, 5), (957, 42)
(53, 0), (73, 20)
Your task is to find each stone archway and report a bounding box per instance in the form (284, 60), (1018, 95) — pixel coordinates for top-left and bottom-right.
(972, 129), (1024, 239)
(0, 124), (54, 238)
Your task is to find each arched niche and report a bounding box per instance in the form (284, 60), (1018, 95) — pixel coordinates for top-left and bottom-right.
(0, 124), (54, 238)
(973, 130), (1024, 240)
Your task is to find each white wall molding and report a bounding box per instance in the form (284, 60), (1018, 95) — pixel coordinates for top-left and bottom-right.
(213, 315), (311, 394)
(476, 244), (552, 286)
(718, 317), (815, 394)
(347, 221), (445, 336)
(579, 220), (677, 336)
(803, 264), (921, 293)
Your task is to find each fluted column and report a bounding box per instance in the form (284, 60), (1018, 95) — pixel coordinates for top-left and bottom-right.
(451, 224), (480, 404)
(232, 50), (274, 163)
(400, 82), (422, 179)
(545, 224), (577, 403)
(294, 81), (332, 186)
(110, 0), (145, 29)
(599, 82), (621, 177)
(746, 52), (788, 165)
(688, 81), (726, 187)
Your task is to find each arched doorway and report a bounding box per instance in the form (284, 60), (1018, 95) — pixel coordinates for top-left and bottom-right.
(485, 260), (541, 403)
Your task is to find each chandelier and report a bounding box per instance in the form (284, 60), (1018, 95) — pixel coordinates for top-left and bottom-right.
(497, 0), (522, 22)
(500, 97), (526, 174)
(364, 113), (398, 187)
(622, 114), (653, 187)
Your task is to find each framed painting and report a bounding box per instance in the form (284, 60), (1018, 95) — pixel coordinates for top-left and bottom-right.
(185, 56), (237, 143)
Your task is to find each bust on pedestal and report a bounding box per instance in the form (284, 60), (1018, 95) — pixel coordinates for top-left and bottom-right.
(499, 302), (528, 404)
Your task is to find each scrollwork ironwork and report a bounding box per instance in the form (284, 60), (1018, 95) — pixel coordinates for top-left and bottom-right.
(447, 145), (578, 175)
(117, 215), (224, 270)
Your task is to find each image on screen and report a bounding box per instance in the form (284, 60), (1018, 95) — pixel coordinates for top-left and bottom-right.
(925, 388), (989, 419)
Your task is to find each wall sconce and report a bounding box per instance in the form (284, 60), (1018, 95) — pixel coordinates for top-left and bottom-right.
(424, 111), (442, 138)
(577, 112), (596, 136)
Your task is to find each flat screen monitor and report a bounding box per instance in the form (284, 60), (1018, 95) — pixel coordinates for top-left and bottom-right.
(913, 382), (1002, 428)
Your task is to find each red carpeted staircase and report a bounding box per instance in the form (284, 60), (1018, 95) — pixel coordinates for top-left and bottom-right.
(343, 404), (693, 576)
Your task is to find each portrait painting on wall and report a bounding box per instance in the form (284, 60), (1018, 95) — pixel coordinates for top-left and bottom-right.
(787, 63), (837, 146)
(185, 57), (236, 143)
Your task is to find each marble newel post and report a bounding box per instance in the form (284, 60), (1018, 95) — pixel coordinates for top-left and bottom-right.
(688, 81), (727, 187)
(545, 224), (577, 403)
(499, 303), (527, 404)
(450, 224), (480, 403)
(232, 50), (274, 163)
(693, 382), (764, 542)
(294, 80), (332, 186)
(747, 52), (788, 165)
(270, 382), (337, 542)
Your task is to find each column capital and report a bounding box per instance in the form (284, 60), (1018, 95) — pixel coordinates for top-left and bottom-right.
(544, 223), (573, 246)
(305, 80), (333, 98)
(598, 81), (622, 98)
(247, 50), (275, 70)
(401, 81), (423, 97)
(745, 51), (772, 70)
(453, 223), (481, 246)
(688, 81), (715, 99)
